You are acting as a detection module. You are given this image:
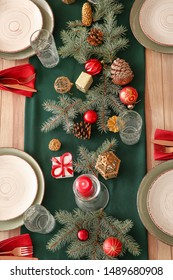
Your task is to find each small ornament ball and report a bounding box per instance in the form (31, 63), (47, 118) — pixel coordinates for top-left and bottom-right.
(84, 110), (98, 124)
(77, 229), (89, 241)
(103, 237), (122, 257)
(119, 86), (138, 109)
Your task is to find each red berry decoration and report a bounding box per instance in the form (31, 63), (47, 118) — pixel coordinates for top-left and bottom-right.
(85, 58), (102, 76)
(77, 229), (89, 241)
(84, 110), (98, 124)
(119, 86), (138, 109)
(103, 237), (122, 257)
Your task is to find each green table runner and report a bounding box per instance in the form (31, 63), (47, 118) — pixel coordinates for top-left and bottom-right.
(22, 0), (148, 260)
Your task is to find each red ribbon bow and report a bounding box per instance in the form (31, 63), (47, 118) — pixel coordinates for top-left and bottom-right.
(51, 153), (74, 178)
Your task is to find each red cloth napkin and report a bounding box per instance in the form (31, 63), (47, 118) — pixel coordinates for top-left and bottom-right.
(0, 234), (33, 257)
(0, 64), (37, 97)
(154, 128), (173, 160)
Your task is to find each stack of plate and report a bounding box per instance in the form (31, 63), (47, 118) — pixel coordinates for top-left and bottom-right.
(0, 148), (45, 231)
(137, 160), (173, 245)
(130, 0), (173, 54)
(0, 0), (54, 60)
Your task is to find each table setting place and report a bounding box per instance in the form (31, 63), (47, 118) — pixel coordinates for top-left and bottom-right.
(0, 0), (172, 261)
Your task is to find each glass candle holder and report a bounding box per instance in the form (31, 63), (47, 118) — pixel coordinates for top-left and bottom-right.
(73, 174), (109, 211)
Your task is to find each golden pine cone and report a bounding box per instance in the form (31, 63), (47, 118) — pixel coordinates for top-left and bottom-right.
(49, 139), (61, 151)
(82, 2), (92, 27)
(111, 58), (134, 86)
(87, 28), (104, 46)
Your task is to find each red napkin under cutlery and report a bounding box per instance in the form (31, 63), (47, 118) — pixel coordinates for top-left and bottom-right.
(0, 234), (33, 257)
(154, 128), (173, 160)
(0, 64), (37, 97)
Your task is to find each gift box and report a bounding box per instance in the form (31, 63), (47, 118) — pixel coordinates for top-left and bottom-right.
(75, 71), (93, 93)
(95, 151), (121, 180)
(51, 152), (74, 179)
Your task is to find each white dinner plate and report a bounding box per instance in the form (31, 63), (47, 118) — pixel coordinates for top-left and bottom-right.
(0, 148), (45, 231)
(137, 160), (173, 245)
(0, 155), (38, 221)
(0, 0), (54, 60)
(0, 0), (43, 53)
(147, 169), (173, 236)
(139, 0), (173, 46)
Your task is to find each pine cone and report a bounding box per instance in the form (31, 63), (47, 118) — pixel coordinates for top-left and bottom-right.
(111, 58), (134, 86)
(73, 121), (91, 139)
(82, 2), (92, 27)
(87, 28), (104, 46)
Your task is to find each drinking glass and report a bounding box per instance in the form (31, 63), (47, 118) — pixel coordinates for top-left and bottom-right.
(30, 29), (59, 68)
(117, 110), (142, 145)
(23, 204), (55, 234)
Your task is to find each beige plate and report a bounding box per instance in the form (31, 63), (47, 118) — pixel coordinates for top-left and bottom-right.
(0, 0), (43, 53)
(130, 0), (173, 54)
(147, 169), (173, 236)
(139, 0), (173, 46)
(0, 155), (38, 221)
(0, 148), (45, 231)
(0, 0), (54, 60)
(137, 160), (173, 245)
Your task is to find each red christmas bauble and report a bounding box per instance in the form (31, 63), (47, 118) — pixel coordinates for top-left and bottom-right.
(85, 58), (102, 76)
(77, 229), (89, 241)
(119, 86), (138, 109)
(103, 237), (122, 257)
(84, 110), (98, 124)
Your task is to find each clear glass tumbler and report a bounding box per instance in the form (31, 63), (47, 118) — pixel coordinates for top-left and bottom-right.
(117, 110), (142, 145)
(30, 29), (59, 68)
(23, 204), (55, 234)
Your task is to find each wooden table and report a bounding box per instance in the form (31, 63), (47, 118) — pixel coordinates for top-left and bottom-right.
(0, 48), (173, 260)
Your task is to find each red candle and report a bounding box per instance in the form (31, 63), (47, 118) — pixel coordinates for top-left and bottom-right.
(76, 175), (94, 197)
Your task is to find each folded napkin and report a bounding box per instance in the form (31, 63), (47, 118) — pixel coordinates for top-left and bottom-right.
(154, 128), (173, 160)
(0, 64), (37, 97)
(0, 234), (33, 257)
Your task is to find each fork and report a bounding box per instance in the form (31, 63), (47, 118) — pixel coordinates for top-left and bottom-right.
(155, 145), (173, 154)
(0, 246), (33, 256)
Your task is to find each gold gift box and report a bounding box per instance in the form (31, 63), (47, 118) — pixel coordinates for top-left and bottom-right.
(75, 71), (93, 93)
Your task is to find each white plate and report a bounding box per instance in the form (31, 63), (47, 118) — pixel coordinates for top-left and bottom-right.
(0, 0), (43, 53)
(0, 154), (38, 221)
(147, 169), (173, 236)
(139, 0), (173, 46)
(0, 0), (54, 60)
(0, 148), (45, 230)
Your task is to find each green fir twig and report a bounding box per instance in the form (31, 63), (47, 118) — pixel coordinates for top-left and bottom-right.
(47, 208), (141, 260)
(41, 95), (83, 134)
(73, 138), (118, 175)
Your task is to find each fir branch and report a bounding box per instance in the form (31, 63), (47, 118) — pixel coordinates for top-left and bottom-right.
(95, 138), (118, 156)
(73, 138), (118, 175)
(58, 1), (128, 64)
(46, 226), (77, 252)
(73, 146), (98, 176)
(47, 209), (141, 259)
(41, 95), (83, 134)
(93, 0), (124, 22)
(59, 26), (92, 63)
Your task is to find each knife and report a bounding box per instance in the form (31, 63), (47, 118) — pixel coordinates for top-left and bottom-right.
(152, 139), (173, 146)
(2, 84), (37, 92)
